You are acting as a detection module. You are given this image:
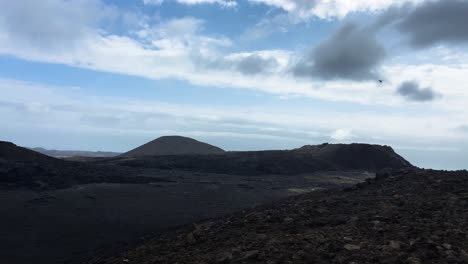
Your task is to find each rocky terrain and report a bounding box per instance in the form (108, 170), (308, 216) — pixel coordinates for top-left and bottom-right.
(121, 136), (225, 157)
(0, 141), (155, 190)
(89, 169), (468, 264)
(1, 140), (412, 191)
(0, 170), (372, 264)
(107, 143), (413, 176)
(0, 138), (418, 264)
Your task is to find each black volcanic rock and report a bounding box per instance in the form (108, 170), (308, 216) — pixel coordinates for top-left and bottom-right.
(0, 141), (154, 190)
(0, 141), (56, 162)
(88, 169), (468, 264)
(0, 140), (412, 191)
(294, 143), (413, 171)
(121, 136), (225, 157)
(117, 143), (413, 175)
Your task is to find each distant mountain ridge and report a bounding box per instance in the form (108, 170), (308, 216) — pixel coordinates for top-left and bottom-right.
(117, 143), (414, 175)
(1, 139), (414, 190)
(121, 136), (225, 157)
(30, 147), (121, 158)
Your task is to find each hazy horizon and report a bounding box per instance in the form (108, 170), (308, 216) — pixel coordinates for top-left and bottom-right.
(1, 0), (467, 170)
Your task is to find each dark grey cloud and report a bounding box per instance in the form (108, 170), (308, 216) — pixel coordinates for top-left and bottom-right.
(291, 0), (468, 81)
(370, 4), (409, 31)
(293, 22), (385, 81)
(374, 0), (468, 48)
(396, 81), (439, 102)
(397, 0), (468, 48)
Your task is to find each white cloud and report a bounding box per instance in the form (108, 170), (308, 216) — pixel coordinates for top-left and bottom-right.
(0, 0), (116, 50)
(249, 0), (425, 19)
(143, 0), (237, 8)
(143, 0), (163, 4)
(330, 129), (354, 141)
(135, 17), (232, 52)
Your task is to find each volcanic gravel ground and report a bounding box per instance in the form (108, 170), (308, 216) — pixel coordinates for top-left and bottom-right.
(89, 170), (468, 264)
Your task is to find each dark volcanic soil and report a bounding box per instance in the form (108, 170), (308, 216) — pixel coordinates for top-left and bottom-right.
(89, 170), (468, 264)
(107, 143), (413, 176)
(0, 171), (371, 264)
(1, 142), (411, 191)
(0, 141), (157, 190)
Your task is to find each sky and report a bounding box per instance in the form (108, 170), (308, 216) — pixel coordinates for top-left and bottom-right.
(0, 0), (467, 170)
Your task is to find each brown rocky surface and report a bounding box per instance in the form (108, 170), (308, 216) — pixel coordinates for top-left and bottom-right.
(89, 169), (468, 264)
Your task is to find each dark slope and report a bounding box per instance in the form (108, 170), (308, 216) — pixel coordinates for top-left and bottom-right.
(89, 169), (468, 264)
(117, 143), (413, 175)
(0, 141), (57, 162)
(295, 143), (412, 171)
(0, 141), (154, 190)
(121, 136), (225, 157)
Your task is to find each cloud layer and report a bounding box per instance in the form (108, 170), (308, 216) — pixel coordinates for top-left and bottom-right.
(1, 78), (464, 151)
(1, 0), (467, 107)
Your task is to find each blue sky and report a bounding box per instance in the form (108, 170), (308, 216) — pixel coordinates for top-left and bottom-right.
(1, 0), (468, 169)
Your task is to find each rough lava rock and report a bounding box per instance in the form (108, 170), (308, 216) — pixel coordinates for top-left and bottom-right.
(88, 169), (468, 264)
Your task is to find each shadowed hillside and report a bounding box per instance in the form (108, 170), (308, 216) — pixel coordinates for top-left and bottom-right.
(1, 141), (412, 191)
(2, 139), (408, 264)
(295, 143), (412, 171)
(0, 141), (57, 163)
(113, 143), (413, 175)
(121, 136), (225, 157)
(0, 141), (154, 190)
